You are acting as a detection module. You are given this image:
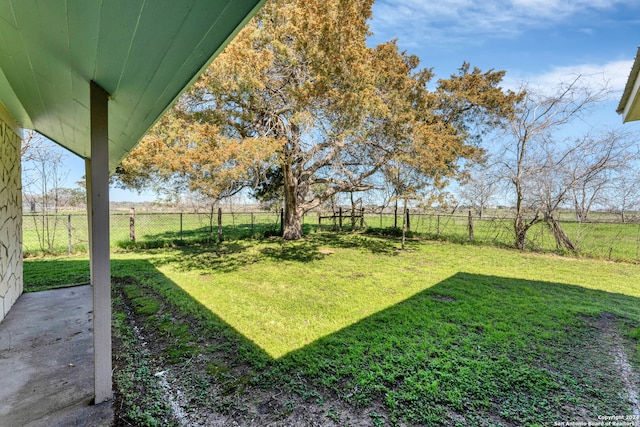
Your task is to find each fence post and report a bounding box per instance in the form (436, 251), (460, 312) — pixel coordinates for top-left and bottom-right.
(318, 211), (322, 232)
(403, 207), (409, 249)
(129, 207), (135, 242)
(280, 208), (284, 237)
(180, 212), (183, 243)
(437, 214), (441, 236)
(468, 210), (474, 242)
(251, 212), (255, 234)
(217, 207), (223, 242)
(360, 208), (365, 230)
(339, 207), (343, 231)
(380, 212), (383, 229)
(67, 214), (72, 254)
(351, 206), (356, 232)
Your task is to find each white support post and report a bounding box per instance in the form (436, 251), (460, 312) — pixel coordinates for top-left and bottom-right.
(87, 81), (112, 404)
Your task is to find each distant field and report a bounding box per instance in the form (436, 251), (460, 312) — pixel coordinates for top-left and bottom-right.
(21, 210), (640, 262)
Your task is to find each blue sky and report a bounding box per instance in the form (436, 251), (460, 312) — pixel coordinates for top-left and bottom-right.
(57, 0), (640, 202)
(369, 0), (639, 85)
(368, 0), (640, 115)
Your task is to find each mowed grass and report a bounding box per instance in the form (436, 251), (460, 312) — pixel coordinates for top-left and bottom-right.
(24, 233), (640, 425)
(22, 254), (90, 291)
(128, 234), (640, 359)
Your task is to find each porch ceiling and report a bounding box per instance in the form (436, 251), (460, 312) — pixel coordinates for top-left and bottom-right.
(617, 47), (640, 123)
(0, 0), (264, 169)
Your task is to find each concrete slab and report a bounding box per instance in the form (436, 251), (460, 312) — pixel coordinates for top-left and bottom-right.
(0, 285), (113, 427)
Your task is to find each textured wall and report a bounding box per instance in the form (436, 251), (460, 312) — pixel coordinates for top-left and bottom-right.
(0, 116), (22, 322)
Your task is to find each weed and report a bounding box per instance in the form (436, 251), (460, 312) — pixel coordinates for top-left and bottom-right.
(130, 296), (160, 316)
(206, 361), (231, 379)
(326, 407), (340, 423)
(370, 411), (386, 426)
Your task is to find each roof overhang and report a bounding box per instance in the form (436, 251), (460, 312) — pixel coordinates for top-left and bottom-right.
(0, 0), (265, 170)
(617, 47), (640, 122)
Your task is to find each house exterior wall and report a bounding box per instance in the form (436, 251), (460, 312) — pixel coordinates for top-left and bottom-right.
(0, 108), (23, 322)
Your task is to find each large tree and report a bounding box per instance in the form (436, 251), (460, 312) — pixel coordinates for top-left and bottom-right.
(116, 0), (518, 239)
(115, 106), (278, 205)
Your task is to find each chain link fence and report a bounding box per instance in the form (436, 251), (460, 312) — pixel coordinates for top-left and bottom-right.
(22, 210), (640, 262)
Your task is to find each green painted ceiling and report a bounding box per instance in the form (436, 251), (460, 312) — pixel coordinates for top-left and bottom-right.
(618, 47), (640, 123)
(0, 0), (264, 169)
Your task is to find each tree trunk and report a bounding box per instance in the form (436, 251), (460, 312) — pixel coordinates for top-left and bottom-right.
(514, 216), (527, 251)
(514, 213), (540, 251)
(282, 163), (303, 240)
(514, 185), (527, 251)
(547, 216), (575, 251)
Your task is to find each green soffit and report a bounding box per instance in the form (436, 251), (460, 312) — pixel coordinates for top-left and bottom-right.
(0, 0), (265, 169)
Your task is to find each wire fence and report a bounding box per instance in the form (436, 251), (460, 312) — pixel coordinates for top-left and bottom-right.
(22, 210), (283, 255)
(21, 209), (640, 263)
(362, 211), (640, 262)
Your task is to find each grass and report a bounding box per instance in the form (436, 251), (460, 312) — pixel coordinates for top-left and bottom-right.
(23, 233), (640, 425)
(130, 234), (640, 359)
(22, 254), (90, 291)
(111, 300), (174, 426)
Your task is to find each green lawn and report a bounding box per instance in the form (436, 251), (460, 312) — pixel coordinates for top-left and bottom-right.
(23, 233), (640, 425)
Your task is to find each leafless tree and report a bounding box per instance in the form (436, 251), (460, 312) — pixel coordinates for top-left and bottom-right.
(459, 163), (500, 219)
(496, 75), (614, 250)
(21, 132), (71, 252)
(569, 130), (638, 222)
(605, 166), (640, 223)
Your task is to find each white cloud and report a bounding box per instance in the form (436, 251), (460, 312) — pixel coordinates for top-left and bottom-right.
(502, 60), (634, 98)
(371, 0), (626, 46)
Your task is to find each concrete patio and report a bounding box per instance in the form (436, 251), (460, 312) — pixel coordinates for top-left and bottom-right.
(0, 285), (113, 427)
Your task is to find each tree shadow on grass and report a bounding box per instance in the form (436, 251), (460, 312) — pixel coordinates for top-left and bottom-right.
(154, 242), (256, 273)
(257, 233), (399, 264)
(129, 233), (400, 274)
(275, 273), (640, 425)
(118, 221), (282, 249)
(310, 232), (400, 254)
(23, 258), (91, 292)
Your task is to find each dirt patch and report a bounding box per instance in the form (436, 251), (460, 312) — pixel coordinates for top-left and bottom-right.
(594, 312), (640, 417)
(430, 294), (457, 303)
(111, 276), (374, 427)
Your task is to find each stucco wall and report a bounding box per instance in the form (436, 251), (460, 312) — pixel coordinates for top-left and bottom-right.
(0, 112), (22, 322)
